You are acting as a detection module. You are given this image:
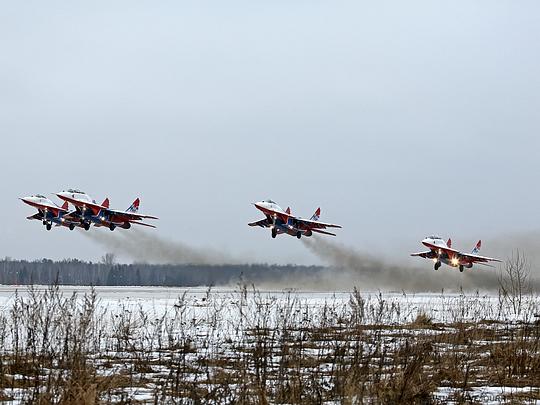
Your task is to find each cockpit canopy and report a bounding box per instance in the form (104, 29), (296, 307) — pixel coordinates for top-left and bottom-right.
(263, 199), (276, 204)
(65, 188), (85, 194)
(34, 194), (47, 199)
(426, 235), (442, 240)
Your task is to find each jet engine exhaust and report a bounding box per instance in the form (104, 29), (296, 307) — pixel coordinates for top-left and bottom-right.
(82, 228), (236, 265)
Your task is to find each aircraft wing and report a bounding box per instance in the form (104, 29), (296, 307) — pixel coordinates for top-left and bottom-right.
(105, 209), (158, 221)
(311, 229), (337, 236)
(27, 213), (44, 221)
(410, 250), (434, 258)
(130, 220), (157, 228)
(248, 218), (271, 228)
(294, 218), (342, 230)
(475, 262), (497, 268)
(458, 252), (502, 264)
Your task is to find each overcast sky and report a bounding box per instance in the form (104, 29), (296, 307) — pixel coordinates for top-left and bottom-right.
(1, 1), (539, 265)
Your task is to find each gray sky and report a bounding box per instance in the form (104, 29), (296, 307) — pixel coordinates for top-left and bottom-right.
(1, 1), (539, 265)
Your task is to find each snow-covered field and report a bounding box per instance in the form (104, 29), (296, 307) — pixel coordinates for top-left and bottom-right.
(0, 285), (536, 324)
(0, 285), (538, 403)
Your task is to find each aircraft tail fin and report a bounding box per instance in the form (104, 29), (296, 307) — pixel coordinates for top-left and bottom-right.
(61, 201), (69, 211)
(127, 198), (140, 213)
(472, 240), (481, 254)
(447, 238), (452, 248)
(310, 207), (321, 221)
(101, 198), (110, 209)
(286, 207), (291, 215)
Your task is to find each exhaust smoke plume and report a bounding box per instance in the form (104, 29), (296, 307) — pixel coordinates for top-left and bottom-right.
(83, 228), (236, 265)
(486, 231), (540, 278)
(83, 228), (540, 292)
(302, 237), (517, 291)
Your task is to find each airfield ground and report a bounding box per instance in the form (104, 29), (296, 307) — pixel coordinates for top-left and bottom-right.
(0, 286), (539, 404)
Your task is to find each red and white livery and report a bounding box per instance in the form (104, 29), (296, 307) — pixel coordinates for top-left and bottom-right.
(20, 195), (82, 231)
(249, 200), (341, 239)
(411, 235), (501, 272)
(56, 189), (158, 231)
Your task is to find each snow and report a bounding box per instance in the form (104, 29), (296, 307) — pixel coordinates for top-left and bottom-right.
(0, 285), (538, 403)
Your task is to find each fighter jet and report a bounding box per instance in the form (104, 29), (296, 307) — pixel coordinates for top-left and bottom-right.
(20, 195), (81, 231)
(249, 200), (341, 239)
(411, 235), (501, 272)
(56, 189), (158, 231)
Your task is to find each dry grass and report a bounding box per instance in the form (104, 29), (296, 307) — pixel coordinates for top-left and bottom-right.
(0, 284), (538, 403)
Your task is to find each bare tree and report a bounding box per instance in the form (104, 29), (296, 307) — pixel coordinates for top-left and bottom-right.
(498, 250), (531, 316)
(100, 253), (116, 266)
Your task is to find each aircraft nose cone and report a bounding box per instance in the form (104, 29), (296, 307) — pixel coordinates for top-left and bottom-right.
(20, 197), (34, 206)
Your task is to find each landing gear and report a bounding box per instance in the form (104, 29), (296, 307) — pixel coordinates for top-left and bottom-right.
(296, 231), (302, 239)
(69, 224), (75, 231)
(46, 223), (52, 231)
(42, 220), (47, 226)
(459, 265), (464, 272)
(83, 222), (90, 231)
(109, 223), (116, 231)
(434, 261), (441, 271)
(271, 228), (277, 239)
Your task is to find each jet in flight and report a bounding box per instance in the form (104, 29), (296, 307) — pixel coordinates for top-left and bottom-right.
(21, 195), (81, 231)
(249, 200), (341, 239)
(411, 235), (501, 272)
(56, 189), (158, 230)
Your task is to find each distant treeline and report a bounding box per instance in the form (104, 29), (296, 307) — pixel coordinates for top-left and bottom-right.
(0, 258), (326, 286)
